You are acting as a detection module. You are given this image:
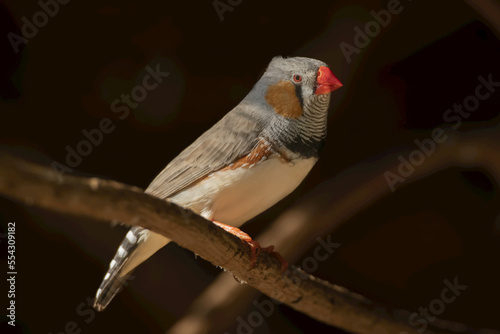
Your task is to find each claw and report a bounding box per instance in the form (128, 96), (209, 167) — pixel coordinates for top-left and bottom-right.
(261, 245), (288, 272)
(212, 221), (287, 271)
(212, 221), (259, 268)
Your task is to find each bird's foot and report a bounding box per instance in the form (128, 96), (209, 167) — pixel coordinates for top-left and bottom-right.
(260, 245), (288, 272)
(212, 221), (260, 268)
(212, 221), (287, 271)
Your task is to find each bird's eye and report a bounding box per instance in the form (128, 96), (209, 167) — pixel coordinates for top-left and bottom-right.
(292, 74), (302, 83)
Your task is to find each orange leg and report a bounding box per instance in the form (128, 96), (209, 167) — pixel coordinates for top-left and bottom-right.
(212, 221), (288, 271)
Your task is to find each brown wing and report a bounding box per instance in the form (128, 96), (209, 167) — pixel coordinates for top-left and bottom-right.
(145, 108), (263, 199)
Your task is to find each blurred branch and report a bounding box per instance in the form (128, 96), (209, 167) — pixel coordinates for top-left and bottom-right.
(169, 126), (500, 334)
(0, 142), (499, 334)
(464, 0), (500, 37)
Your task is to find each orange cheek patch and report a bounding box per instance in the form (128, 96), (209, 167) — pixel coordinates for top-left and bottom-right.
(265, 80), (303, 119)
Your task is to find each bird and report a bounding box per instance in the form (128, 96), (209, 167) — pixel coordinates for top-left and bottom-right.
(93, 56), (343, 311)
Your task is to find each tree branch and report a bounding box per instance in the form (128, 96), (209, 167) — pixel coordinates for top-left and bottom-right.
(0, 152), (497, 334)
(168, 125), (500, 334)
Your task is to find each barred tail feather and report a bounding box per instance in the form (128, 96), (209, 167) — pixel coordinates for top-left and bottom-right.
(93, 227), (169, 311)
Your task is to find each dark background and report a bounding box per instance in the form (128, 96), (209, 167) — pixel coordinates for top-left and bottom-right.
(1, 0), (500, 333)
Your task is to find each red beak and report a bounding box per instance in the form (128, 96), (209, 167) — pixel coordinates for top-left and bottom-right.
(315, 66), (343, 95)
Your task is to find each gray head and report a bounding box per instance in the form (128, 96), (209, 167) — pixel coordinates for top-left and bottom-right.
(243, 56), (343, 158)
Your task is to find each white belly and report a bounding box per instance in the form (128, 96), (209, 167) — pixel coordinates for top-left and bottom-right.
(169, 156), (317, 227)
